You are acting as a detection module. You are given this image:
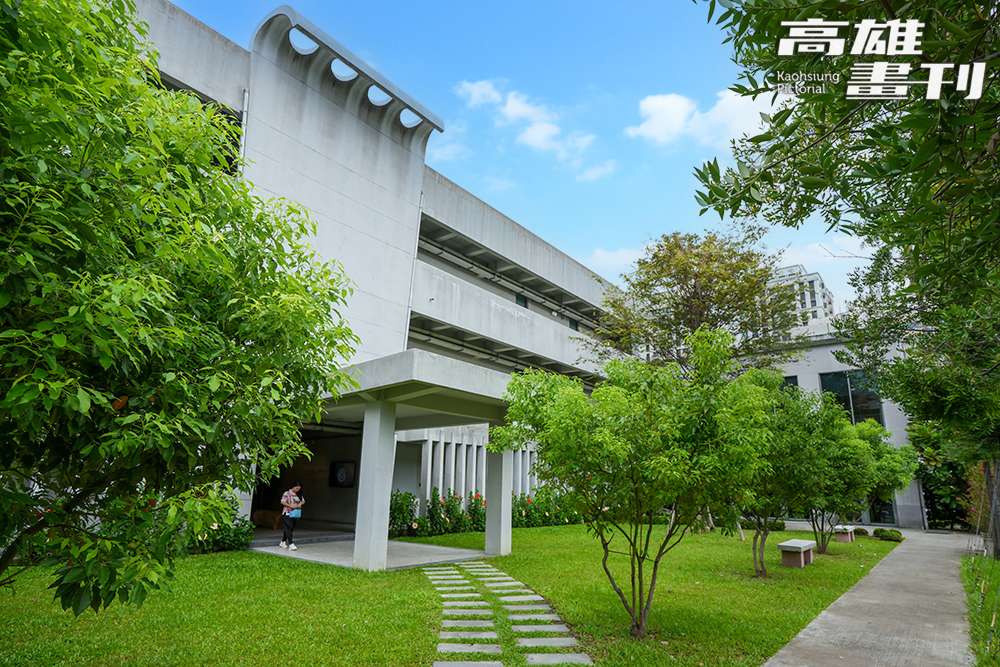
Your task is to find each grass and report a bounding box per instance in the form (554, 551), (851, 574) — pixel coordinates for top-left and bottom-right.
(406, 524), (899, 666)
(0, 551), (441, 667)
(0, 525), (897, 667)
(963, 550), (1000, 665)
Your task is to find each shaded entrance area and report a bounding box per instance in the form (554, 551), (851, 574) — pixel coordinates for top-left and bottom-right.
(252, 349), (514, 571)
(250, 538), (487, 570)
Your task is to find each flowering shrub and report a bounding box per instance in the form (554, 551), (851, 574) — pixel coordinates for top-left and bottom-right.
(468, 491), (487, 531)
(389, 490), (419, 538)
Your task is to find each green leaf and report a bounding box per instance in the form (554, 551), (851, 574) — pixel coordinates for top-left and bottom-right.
(77, 387), (91, 413)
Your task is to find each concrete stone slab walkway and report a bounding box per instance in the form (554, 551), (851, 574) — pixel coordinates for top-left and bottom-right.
(428, 561), (593, 667)
(763, 527), (972, 666)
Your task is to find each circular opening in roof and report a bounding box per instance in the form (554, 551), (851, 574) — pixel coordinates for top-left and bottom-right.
(330, 58), (357, 81)
(367, 85), (391, 106)
(399, 109), (422, 128)
(288, 28), (318, 55)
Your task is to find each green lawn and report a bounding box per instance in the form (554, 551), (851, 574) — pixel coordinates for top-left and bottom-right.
(963, 552), (1000, 666)
(0, 551), (441, 667)
(1, 525), (896, 667)
(407, 524), (899, 666)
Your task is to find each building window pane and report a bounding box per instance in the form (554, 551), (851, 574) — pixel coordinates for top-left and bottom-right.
(569, 318), (578, 331)
(781, 375), (798, 389)
(516, 293), (528, 308)
(819, 371), (884, 426)
(869, 499), (895, 524)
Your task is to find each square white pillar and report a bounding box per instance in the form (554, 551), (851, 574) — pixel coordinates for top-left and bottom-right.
(418, 438), (432, 513)
(456, 442), (468, 507)
(512, 449), (522, 497)
(476, 444), (487, 494)
(444, 438), (456, 495)
(353, 400), (397, 571)
(432, 438), (444, 495)
(485, 448), (513, 555)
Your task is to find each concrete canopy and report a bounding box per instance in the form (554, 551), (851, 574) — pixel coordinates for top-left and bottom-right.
(311, 349), (510, 432)
(308, 349), (514, 571)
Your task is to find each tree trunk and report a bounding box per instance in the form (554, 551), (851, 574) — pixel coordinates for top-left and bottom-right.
(736, 519), (745, 541)
(759, 530), (769, 578)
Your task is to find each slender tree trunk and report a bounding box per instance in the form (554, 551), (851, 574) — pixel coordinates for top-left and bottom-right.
(759, 530), (769, 578)
(752, 530), (761, 576)
(736, 519), (745, 541)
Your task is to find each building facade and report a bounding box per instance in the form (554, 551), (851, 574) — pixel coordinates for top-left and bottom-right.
(770, 265), (837, 322)
(781, 318), (926, 529)
(137, 0), (606, 570)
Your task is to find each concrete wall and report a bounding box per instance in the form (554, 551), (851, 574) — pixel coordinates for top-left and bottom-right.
(244, 10), (439, 364)
(136, 0), (249, 111)
(410, 259), (592, 371)
(781, 339), (925, 529)
(422, 168), (607, 309)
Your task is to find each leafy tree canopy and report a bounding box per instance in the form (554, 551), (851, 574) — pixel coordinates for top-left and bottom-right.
(0, 0), (358, 614)
(586, 231), (802, 372)
(693, 0), (1000, 293)
(493, 328), (773, 638)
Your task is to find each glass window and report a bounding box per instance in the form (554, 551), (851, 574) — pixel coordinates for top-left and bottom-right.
(869, 499), (895, 524)
(515, 293), (528, 308)
(568, 318), (578, 331)
(819, 371), (884, 426)
(781, 375), (798, 389)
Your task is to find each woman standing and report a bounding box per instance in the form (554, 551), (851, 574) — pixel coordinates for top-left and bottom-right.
(279, 483), (305, 551)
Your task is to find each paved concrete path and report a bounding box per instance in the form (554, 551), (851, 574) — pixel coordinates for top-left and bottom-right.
(764, 528), (972, 666)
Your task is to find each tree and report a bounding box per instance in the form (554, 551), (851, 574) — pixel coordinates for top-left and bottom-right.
(692, 0), (1000, 294)
(586, 231), (802, 372)
(0, 0), (358, 614)
(854, 418), (918, 522)
(493, 328), (772, 638)
(739, 378), (825, 575)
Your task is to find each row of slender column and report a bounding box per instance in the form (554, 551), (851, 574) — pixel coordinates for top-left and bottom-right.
(419, 431), (536, 510)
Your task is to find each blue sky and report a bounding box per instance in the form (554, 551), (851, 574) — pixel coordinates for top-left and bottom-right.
(163, 0), (869, 309)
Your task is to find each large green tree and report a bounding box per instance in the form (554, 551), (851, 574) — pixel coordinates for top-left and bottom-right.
(0, 0), (358, 613)
(692, 0), (1000, 294)
(493, 328), (772, 638)
(587, 231), (802, 372)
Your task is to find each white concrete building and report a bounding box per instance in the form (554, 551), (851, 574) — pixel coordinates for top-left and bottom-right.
(781, 318), (926, 529)
(770, 265), (836, 321)
(137, 0), (606, 570)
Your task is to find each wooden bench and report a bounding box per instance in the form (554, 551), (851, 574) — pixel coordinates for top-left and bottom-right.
(777, 539), (816, 568)
(834, 525), (856, 543)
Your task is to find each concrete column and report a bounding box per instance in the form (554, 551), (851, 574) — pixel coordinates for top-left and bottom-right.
(521, 450), (531, 497)
(485, 448), (513, 555)
(353, 399), (397, 571)
(418, 438), (432, 514)
(512, 449), (522, 497)
(476, 444), (487, 495)
(432, 437), (444, 496)
(466, 442), (478, 497)
(456, 441), (468, 508)
(444, 438), (456, 496)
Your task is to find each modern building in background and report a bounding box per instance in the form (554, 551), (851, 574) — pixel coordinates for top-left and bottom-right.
(137, 0), (607, 570)
(780, 316), (926, 529)
(769, 264), (836, 321)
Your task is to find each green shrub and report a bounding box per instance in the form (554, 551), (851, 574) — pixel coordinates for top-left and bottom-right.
(190, 514), (255, 554)
(389, 490), (418, 538)
(855, 527), (869, 536)
(443, 490), (471, 533)
(872, 527), (890, 539)
(881, 529), (904, 542)
(468, 491), (486, 532)
(767, 520), (786, 532)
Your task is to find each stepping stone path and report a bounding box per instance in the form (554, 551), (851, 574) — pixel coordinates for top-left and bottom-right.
(424, 561), (593, 667)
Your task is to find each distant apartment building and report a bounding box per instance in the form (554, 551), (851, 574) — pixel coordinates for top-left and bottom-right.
(769, 265), (836, 322)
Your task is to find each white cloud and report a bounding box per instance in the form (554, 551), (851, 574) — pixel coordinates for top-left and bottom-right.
(577, 159), (617, 182)
(456, 80), (503, 108)
(427, 141), (471, 162)
(624, 93), (697, 144)
(484, 175), (515, 193)
(578, 246), (648, 283)
(626, 89), (791, 149)
(499, 91), (553, 124)
(455, 83), (597, 165)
